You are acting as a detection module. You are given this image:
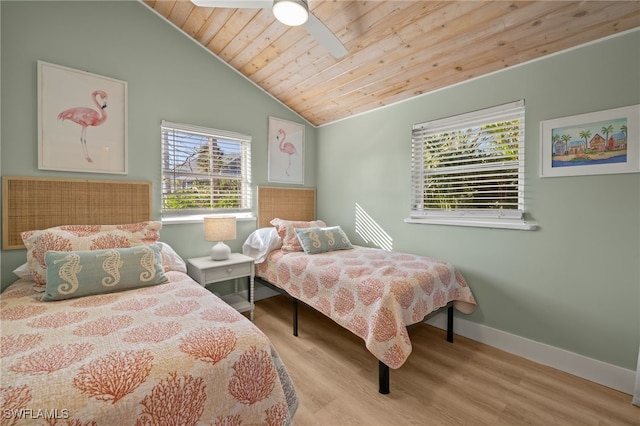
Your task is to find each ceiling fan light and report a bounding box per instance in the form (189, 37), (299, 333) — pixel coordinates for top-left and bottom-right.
(273, 0), (308, 26)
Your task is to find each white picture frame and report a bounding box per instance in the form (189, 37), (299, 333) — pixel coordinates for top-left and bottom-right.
(38, 61), (128, 174)
(540, 104), (639, 178)
(268, 116), (305, 184)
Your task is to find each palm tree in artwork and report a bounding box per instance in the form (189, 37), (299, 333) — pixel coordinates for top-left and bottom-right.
(601, 124), (614, 149)
(579, 129), (592, 153)
(561, 134), (572, 155)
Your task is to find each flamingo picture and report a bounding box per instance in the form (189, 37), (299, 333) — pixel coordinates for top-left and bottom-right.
(57, 89), (108, 163)
(276, 128), (297, 176)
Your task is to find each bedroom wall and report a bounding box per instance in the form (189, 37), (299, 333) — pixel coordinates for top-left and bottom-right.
(0, 0), (316, 289)
(317, 30), (640, 375)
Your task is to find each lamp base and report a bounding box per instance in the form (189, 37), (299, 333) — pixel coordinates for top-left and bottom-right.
(210, 242), (231, 260)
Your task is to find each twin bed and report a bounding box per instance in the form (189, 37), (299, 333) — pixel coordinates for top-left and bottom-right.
(1, 178), (297, 425)
(1, 178), (476, 424)
(248, 186), (477, 394)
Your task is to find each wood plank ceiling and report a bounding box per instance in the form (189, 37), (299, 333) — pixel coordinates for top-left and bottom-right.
(143, 1), (640, 126)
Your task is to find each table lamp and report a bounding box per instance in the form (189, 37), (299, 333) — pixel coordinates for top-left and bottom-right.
(204, 216), (237, 260)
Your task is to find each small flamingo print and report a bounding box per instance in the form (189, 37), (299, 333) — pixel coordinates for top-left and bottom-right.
(268, 117), (305, 184)
(276, 128), (298, 176)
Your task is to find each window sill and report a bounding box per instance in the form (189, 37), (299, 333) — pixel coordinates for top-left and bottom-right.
(404, 217), (538, 231)
(162, 214), (256, 225)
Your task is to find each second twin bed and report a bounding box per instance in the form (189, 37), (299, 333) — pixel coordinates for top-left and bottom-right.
(245, 186), (477, 394)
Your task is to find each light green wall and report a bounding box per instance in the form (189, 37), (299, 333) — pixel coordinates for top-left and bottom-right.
(317, 30), (640, 370)
(0, 1), (316, 288)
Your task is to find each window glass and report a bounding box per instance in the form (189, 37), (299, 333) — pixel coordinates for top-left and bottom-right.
(161, 121), (251, 218)
(410, 100), (527, 226)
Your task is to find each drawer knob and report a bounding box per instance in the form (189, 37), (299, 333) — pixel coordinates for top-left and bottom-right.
(227, 268), (233, 273)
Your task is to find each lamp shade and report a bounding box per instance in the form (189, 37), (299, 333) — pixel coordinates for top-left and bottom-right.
(204, 216), (237, 242)
(204, 216), (237, 260)
(273, 0), (308, 26)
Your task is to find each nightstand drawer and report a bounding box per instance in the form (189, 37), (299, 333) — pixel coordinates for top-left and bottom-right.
(187, 253), (255, 320)
(203, 262), (252, 282)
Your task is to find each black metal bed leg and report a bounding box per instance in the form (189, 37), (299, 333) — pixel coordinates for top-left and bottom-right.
(447, 305), (454, 343)
(292, 299), (298, 337)
(379, 361), (390, 394)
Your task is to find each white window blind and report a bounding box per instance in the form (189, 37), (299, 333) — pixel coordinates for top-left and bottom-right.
(410, 100), (527, 226)
(161, 120), (251, 217)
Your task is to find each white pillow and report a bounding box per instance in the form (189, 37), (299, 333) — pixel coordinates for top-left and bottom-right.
(158, 242), (187, 273)
(13, 263), (33, 280)
(242, 227), (282, 263)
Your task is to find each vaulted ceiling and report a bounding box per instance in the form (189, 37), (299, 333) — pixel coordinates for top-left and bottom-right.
(143, 1), (640, 126)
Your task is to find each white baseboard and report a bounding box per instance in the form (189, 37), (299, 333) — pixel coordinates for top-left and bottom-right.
(425, 312), (637, 395)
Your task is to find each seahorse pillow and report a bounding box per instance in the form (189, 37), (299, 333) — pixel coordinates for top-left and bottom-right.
(42, 244), (168, 301)
(21, 221), (162, 290)
(295, 226), (353, 254)
(270, 218), (327, 253)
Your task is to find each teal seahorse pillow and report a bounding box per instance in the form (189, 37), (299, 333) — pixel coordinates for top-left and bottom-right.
(295, 226), (354, 254)
(43, 244), (168, 301)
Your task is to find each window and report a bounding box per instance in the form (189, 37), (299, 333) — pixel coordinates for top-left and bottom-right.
(161, 120), (251, 219)
(409, 100), (534, 230)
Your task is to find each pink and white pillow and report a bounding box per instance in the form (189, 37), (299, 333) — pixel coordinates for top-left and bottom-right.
(270, 218), (327, 253)
(21, 221), (162, 289)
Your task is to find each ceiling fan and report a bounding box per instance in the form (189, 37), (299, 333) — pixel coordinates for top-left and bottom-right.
(190, 0), (347, 58)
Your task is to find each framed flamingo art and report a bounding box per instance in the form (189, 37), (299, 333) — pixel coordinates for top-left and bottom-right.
(38, 61), (128, 174)
(268, 116), (304, 184)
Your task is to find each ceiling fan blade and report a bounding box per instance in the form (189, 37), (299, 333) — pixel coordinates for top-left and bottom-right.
(303, 13), (347, 58)
(192, 0), (347, 58)
(190, 0), (272, 9)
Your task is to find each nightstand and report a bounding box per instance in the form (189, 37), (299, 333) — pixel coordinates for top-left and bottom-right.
(187, 253), (255, 321)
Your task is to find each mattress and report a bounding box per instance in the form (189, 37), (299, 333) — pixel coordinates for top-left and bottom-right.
(256, 245), (477, 369)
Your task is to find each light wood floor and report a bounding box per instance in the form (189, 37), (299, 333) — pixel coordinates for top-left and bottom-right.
(253, 296), (639, 426)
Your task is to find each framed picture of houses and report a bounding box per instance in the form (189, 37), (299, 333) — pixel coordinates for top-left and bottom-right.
(38, 61), (128, 174)
(540, 104), (639, 177)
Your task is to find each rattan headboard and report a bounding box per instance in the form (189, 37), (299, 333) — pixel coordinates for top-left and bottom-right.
(2, 176), (152, 250)
(257, 186), (316, 228)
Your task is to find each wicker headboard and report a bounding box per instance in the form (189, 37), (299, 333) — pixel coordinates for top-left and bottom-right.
(2, 176), (152, 250)
(257, 186), (316, 228)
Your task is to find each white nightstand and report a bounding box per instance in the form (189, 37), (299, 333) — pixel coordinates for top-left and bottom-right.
(187, 253), (255, 321)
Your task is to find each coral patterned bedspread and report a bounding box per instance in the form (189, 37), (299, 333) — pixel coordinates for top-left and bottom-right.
(256, 246), (477, 369)
(0, 272), (297, 425)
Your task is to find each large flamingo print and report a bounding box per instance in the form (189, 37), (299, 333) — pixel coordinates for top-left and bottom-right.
(57, 90), (108, 163)
(276, 128), (297, 176)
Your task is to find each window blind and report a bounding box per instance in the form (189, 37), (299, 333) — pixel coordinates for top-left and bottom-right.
(411, 100), (525, 220)
(161, 120), (251, 215)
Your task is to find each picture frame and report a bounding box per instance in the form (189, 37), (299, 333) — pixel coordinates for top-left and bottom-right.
(38, 61), (128, 174)
(268, 116), (305, 184)
(540, 104), (639, 178)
